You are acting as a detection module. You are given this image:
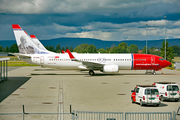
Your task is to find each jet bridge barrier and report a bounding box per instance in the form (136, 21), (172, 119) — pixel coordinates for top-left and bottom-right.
(0, 58), (10, 82)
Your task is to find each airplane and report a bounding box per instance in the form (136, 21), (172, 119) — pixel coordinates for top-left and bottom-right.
(12, 24), (171, 76)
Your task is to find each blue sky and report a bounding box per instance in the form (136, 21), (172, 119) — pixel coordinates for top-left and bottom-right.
(0, 0), (180, 41)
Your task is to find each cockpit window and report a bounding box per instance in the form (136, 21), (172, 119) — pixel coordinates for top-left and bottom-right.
(159, 58), (164, 60)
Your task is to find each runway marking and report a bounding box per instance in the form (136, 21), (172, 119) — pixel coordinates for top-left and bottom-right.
(58, 81), (64, 120)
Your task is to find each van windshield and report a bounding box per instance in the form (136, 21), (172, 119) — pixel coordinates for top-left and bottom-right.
(167, 85), (179, 91)
(145, 89), (159, 95)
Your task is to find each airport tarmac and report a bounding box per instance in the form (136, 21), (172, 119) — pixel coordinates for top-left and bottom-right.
(0, 67), (180, 120)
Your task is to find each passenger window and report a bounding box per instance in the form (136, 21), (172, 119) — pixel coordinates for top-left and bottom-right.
(145, 89), (151, 95)
(136, 88), (139, 93)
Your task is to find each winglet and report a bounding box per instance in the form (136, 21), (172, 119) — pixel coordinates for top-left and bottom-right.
(66, 49), (76, 60)
(61, 50), (65, 54)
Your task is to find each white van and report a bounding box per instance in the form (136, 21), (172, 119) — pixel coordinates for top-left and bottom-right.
(153, 82), (180, 102)
(131, 85), (160, 106)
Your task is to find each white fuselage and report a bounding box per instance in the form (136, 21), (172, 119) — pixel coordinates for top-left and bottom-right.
(20, 53), (133, 70)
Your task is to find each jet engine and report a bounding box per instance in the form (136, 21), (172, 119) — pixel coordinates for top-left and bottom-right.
(101, 65), (119, 73)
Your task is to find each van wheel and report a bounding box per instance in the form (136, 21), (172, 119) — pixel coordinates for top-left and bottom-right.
(160, 96), (164, 102)
(140, 100), (143, 106)
(175, 99), (179, 102)
(131, 98), (135, 103)
(156, 104), (160, 107)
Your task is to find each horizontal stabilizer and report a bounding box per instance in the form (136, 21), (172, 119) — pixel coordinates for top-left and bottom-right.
(10, 53), (31, 58)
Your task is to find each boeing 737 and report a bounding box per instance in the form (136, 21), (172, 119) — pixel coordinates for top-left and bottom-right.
(12, 24), (171, 76)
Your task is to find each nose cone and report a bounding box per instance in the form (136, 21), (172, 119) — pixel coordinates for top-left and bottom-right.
(165, 60), (171, 67)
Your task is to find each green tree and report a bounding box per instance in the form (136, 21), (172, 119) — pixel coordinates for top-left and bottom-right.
(49, 46), (55, 52)
(66, 46), (69, 51)
(45, 45), (49, 50)
(69, 47), (73, 52)
(149, 47), (160, 56)
(111, 42), (128, 53)
(106, 47), (110, 53)
(98, 48), (108, 53)
(2, 47), (5, 52)
(0, 45), (2, 52)
(171, 45), (180, 57)
(127, 44), (139, 53)
(61, 47), (65, 51)
(10, 44), (18, 53)
(87, 44), (97, 53)
(141, 46), (149, 54)
(5, 46), (10, 52)
(73, 44), (89, 53)
(161, 40), (174, 64)
(55, 44), (61, 53)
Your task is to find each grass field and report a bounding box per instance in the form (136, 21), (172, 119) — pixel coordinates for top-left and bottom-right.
(0, 56), (37, 66)
(173, 57), (180, 63)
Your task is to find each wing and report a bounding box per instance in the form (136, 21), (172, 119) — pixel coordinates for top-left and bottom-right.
(66, 49), (104, 70)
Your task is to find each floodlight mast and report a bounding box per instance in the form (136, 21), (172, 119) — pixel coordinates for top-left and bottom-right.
(164, 16), (167, 60)
(146, 24), (148, 54)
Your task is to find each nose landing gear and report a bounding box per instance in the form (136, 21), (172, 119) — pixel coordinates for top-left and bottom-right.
(145, 70), (156, 75)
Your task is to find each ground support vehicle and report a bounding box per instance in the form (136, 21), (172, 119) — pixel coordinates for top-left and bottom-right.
(131, 85), (160, 106)
(153, 82), (180, 102)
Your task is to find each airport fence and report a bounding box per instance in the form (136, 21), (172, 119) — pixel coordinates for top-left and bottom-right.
(0, 110), (177, 120)
(125, 111), (176, 120)
(75, 111), (123, 120)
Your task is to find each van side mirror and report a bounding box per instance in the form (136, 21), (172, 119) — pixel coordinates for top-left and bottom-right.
(131, 90), (134, 92)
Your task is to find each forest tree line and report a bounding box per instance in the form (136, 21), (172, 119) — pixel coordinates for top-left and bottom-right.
(0, 41), (180, 58)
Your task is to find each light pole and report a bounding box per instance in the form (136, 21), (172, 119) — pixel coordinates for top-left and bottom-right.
(164, 16), (167, 60)
(146, 24), (148, 54)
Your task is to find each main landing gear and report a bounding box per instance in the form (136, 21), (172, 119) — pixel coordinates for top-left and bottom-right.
(89, 70), (95, 76)
(145, 70), (156, 75)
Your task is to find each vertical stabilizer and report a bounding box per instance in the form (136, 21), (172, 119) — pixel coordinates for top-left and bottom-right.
(12, 24), (48, 54)
(30, 35), (47, 51)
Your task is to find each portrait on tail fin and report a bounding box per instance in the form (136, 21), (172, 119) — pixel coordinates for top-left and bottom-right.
(18, 36), (35, 54)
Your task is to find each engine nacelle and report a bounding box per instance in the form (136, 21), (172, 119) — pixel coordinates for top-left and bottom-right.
(102, 65), (119, 73)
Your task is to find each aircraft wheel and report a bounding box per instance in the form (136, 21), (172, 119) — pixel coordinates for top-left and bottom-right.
(89, 70), (94, 76)
(152, 70), (156, 75)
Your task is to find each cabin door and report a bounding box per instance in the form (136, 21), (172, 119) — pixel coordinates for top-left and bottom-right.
(40, 56), (44, 64)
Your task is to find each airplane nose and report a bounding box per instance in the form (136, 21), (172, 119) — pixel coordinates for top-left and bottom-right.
(165, 60), (171, 67)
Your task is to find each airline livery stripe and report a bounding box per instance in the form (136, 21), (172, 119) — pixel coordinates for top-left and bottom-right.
(12, 24), (22, 29)
(30, 35), (36, 38)
(131, 54), (133, 70)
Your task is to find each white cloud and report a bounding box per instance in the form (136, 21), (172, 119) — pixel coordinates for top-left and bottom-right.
(0, 0), (179, 15)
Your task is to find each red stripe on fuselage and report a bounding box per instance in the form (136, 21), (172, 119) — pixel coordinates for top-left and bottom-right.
(133, 54), (161, 70)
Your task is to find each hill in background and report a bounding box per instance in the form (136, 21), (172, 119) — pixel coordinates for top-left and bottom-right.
(0, 38), (180, 49)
